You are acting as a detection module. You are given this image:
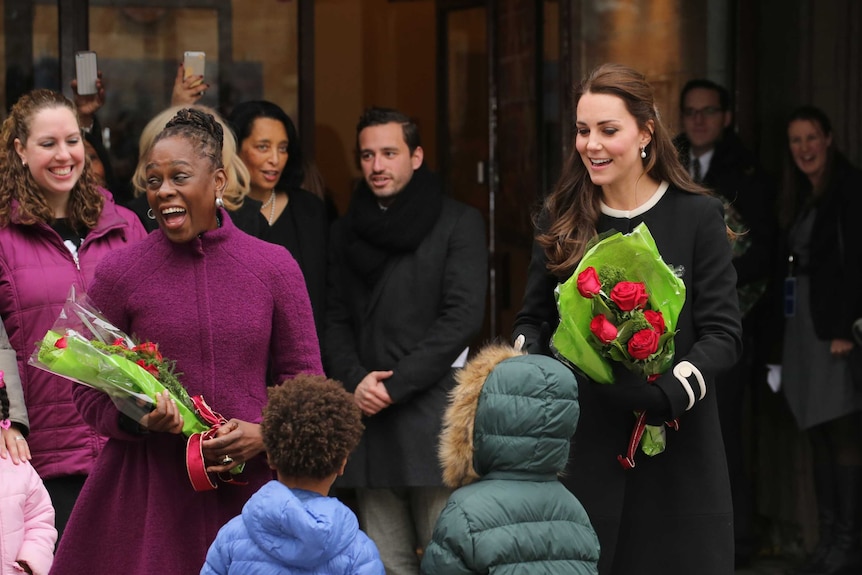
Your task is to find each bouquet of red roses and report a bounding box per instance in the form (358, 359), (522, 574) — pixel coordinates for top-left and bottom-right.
(552, 223), (686, 467)
(29, 288), (242, 491)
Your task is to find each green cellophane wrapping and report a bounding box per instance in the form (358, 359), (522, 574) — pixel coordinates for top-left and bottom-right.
(552, 222), (685, 383)
(36, 329), (208, 437)
(551, 222), (686, 457)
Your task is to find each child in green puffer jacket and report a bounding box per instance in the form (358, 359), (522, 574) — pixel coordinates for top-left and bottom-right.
(421, 344), (600, 575)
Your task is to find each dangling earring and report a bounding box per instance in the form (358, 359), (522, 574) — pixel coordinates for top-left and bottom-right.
(21, 159), (27, 168)
(640, 146), (647, 159)
(215, 197), (224, 208)
(146, 208), (156, 220)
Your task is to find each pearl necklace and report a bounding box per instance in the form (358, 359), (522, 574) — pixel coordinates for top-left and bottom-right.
(261, 190), (276, 226)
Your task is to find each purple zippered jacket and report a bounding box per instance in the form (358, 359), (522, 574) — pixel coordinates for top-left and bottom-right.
(0, 189), (147, 479)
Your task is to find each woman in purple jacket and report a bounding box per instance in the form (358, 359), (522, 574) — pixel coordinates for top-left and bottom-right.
(50, 108), (323, 575)
(0, 89), (147, 538)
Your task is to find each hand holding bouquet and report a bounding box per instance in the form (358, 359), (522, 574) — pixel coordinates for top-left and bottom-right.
(552, 223), (686, 468)
(29, 288), (243, 491)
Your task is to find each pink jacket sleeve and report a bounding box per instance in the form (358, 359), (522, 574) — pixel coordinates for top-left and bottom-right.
(16, 465), (56, 575)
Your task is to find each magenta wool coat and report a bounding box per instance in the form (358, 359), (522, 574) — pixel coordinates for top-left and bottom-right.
(49, 213), (323, 575)
(0, 189), (146, 479)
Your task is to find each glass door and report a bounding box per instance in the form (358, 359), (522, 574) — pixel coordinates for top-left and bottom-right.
(2, 0), (60, 112)
(438, 1), (494, 340)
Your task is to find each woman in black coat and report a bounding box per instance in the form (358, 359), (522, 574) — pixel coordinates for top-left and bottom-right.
(513, 63), (742, 575)
(228, 101), (327, 334)
(778, 106), (862, 575)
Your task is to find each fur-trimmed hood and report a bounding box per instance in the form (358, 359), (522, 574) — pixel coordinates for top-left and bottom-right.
(438, 344), (580, 488)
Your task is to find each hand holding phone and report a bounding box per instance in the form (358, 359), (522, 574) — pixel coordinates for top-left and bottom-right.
(75, 51), (98, 96)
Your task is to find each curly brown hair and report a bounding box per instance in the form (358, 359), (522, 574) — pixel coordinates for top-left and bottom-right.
(261, 374), (364, 480)
(0, 89), (102, 230)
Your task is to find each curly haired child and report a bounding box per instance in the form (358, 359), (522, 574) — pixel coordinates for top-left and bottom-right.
(0, 369), (57, 575)
(201, 375), (384, 575)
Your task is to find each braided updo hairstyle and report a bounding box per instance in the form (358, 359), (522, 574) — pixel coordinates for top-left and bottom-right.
(0, 370), (10, 427)
(153, 108), (224, 170)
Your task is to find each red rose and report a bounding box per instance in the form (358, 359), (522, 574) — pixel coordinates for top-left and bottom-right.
(590, 314), (618, 343)
(111, 338), (127, 348)
(627, 328), (660, 360)
(577, 267), (602, 298)
(610, 281), (648, 311)
(134, 342), (163, 362)
(136, 359), (160, 378)
(55, 337), (68, 349)
(643, 310), (666, 333)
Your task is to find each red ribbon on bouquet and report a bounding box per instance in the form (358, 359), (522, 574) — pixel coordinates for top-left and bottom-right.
(185, 395), (247, 491)
(617, 413), (680, 470)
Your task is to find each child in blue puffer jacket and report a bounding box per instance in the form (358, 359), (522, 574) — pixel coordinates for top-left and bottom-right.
(201, 375), (384, 575)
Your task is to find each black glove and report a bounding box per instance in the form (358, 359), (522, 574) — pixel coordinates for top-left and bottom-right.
(592, 363), (672, 422)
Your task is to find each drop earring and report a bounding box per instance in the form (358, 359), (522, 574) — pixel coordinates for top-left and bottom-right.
(640, 146), (647, 159)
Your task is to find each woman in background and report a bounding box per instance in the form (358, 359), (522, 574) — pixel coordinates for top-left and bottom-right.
(779, 106), (862, 575)
(228, 101), (328, 332)
(0, 89), (147, 539)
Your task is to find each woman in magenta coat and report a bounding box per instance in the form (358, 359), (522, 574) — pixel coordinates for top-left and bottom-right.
(50, 108), (323, 575)
(0, 89), (147, 539)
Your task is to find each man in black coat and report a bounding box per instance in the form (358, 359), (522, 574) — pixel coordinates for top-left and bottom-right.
(674, 78), (777, 567)
(323, 107), (488, 574)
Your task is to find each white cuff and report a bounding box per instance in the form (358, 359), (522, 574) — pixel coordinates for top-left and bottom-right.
(673, 361), (706, 411)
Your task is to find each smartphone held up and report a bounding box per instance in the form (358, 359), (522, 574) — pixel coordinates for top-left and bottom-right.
(183, 51), (206, 86)
(75, 51), (98, 96)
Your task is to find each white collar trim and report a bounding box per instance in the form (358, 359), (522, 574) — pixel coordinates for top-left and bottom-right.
(600, 180), (669, 218)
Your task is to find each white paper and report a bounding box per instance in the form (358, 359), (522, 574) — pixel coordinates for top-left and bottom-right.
(766, 363), (782, 393)
(451, 347), (469, 368)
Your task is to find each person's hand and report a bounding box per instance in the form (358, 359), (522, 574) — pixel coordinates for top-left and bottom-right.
(354, 371), (393, 416)
(0, 423), (30, 464)
(71, 71), (105, 130)
(831, 338), (854, 357)
(139, 391), (184, 434)
(201, 419), (263, 473)
(171, 63), (209, 106)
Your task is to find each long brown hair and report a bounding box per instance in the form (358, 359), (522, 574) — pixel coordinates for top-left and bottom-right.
(0, 89), (102, 230)
(538, 63), (707, 277)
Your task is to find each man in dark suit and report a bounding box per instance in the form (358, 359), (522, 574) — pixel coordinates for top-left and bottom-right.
(674, 79), (777, 567)
(323, 107), (488, 574)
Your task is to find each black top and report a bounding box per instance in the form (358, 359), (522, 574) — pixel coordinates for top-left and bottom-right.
(264, 187), (328, 335)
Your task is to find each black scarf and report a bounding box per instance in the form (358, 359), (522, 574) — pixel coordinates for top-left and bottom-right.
(344, 165), (443, 284)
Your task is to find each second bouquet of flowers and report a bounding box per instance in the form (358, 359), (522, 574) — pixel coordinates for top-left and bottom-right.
(552, 222), (686, 467)
(29, 287), (242, 491)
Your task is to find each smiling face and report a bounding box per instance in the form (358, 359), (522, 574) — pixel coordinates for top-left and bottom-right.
(681, 87), (731, 156)
(575, 92), (651, 193)
(145, 135), (226, 243)
(358, 122), (423, 206)
(14, 106), (85, 202)
(238, 117), (289, 196)
(788, 119), (832, 187)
